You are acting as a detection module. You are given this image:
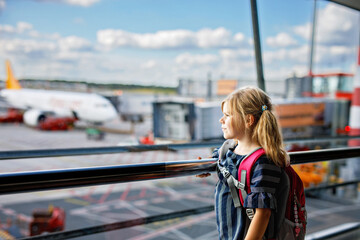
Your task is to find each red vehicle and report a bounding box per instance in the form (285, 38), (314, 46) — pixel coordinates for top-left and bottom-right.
(29, 206), (65, 236)
(38, 117), (76, 131)
(0, 109), (23, 123)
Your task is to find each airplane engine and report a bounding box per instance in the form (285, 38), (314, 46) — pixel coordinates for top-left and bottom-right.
(23, 109), (46, 127)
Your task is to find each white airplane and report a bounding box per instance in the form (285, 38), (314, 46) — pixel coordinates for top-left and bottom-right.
(0, 60), (118, 127)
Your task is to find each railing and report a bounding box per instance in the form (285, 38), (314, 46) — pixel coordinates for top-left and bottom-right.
(0, 147), (359, 195)
(0, 143), (358, 239)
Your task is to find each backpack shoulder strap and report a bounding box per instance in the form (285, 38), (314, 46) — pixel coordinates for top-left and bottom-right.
(217, 145), (265, 209)
(238, 147), (265, 205)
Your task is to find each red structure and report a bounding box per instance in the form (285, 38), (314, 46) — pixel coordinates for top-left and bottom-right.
(30, 206), (65, 236)
(349, 47), (360, 146)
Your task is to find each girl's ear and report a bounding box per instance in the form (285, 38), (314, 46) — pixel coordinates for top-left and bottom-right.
(246, 114), (255, 128)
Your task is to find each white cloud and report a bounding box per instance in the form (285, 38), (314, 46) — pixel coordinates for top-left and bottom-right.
(264, 46), (309, 65)
(0, 23), (94, 64)
(58, 36), (92, 51)
(0, 24), (16, 34)
(39, 0), (99, 7)
(219, 49), (253, 61)
(0, 38), (56, 57)
(293, 23), (311, 41)
(0, 22), (33, 35)
(315, 45), (356, 65)
(17, 22), (33, 33)
(293, 3), (357, 46)
(196, 28), (232, 48)
(265, 65), (308, 81)
(65, 0), (100, 7)
(175, 53), (219, 66)
(0, 0), (5, 10)
(1, 2), (357, 87)
(97, 27), (248, 50)
(141, 60), (157, 69)
(0, 21), (61, 41)
(266, 32), (298, 48)
(316, 3), (357, 46)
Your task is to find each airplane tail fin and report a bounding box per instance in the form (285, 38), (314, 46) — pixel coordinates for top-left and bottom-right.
(5, 60), (22, 90)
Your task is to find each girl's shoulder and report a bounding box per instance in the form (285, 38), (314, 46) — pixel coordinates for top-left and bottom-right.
(256, 154), (273, 164)
(253, 154), (282, 173)
(212, 148), (220, 158)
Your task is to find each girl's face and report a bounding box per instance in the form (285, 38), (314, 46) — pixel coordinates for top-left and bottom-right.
(219, 101), (245, 140)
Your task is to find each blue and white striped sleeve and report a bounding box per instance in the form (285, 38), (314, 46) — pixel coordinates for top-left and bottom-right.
(243, 156), (281, 210)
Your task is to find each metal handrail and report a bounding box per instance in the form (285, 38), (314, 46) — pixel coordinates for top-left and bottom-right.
(288, 147), (360, 164)
(1, 135), (360, 160)
(0, 141), (223, 160)
(0, 159), (216, 195)
(1, 147), (359, 195)
(305, 222), (360, 240)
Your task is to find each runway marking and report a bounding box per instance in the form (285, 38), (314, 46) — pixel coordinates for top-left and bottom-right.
(65, 198), (90, 206)
(82, 186), (97, 202)
(98, 185), (115, 203)
(120, 183), (132, 201)
(139, 187), (146, 198)
(128, 211), (215, 240)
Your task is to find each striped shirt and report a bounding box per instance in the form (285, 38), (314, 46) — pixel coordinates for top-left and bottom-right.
(214, 147), (282, 240)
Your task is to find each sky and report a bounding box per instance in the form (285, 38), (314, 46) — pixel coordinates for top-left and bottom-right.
(0, 0), (358, 87)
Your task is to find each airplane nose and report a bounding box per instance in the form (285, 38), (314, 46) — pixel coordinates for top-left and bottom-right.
(0, 90), (8, 101)
(107, 105), (118, 120)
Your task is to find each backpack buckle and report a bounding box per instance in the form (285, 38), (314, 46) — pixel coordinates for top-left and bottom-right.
(223, 170), (231, 178)
(246, 208), (255, 220)
(238, 182), (245, 190)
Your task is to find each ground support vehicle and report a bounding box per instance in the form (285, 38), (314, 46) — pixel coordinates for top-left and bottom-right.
(29, 206), (65, 236)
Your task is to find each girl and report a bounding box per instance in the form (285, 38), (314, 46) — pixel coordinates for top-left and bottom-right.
(197, 86), (289, 240)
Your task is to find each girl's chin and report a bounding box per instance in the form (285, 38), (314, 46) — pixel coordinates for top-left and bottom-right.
(223, 134), (230, 139)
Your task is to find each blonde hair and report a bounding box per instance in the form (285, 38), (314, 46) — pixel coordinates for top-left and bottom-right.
(222, 86), (289, 167)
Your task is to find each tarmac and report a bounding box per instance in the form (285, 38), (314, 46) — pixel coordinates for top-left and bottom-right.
(0, 120), (359, 239)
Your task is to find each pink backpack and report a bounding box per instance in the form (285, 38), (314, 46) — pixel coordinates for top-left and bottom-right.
(217, 144), (307, 240)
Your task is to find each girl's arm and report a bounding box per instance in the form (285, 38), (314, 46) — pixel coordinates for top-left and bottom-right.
(244, 208), (271, 240)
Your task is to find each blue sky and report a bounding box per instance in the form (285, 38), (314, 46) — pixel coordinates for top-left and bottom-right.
(0, 0), (358, 87)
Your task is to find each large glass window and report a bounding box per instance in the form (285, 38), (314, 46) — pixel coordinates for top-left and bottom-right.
(338, 76), (353, 92)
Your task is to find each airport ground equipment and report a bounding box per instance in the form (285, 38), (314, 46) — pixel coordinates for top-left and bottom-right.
(85, 127), (105, 140)
(38, 117), (76, 131)
(0, 109), (23, 123)
(30, 206), (65, 236)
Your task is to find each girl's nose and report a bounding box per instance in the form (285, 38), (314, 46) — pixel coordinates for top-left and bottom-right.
(219, 116), (224, 123)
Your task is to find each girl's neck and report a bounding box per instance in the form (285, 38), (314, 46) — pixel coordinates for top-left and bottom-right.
(233, 139), (260, 156)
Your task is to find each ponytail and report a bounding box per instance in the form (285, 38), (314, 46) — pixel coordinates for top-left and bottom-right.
(253, 109), (289, 167)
